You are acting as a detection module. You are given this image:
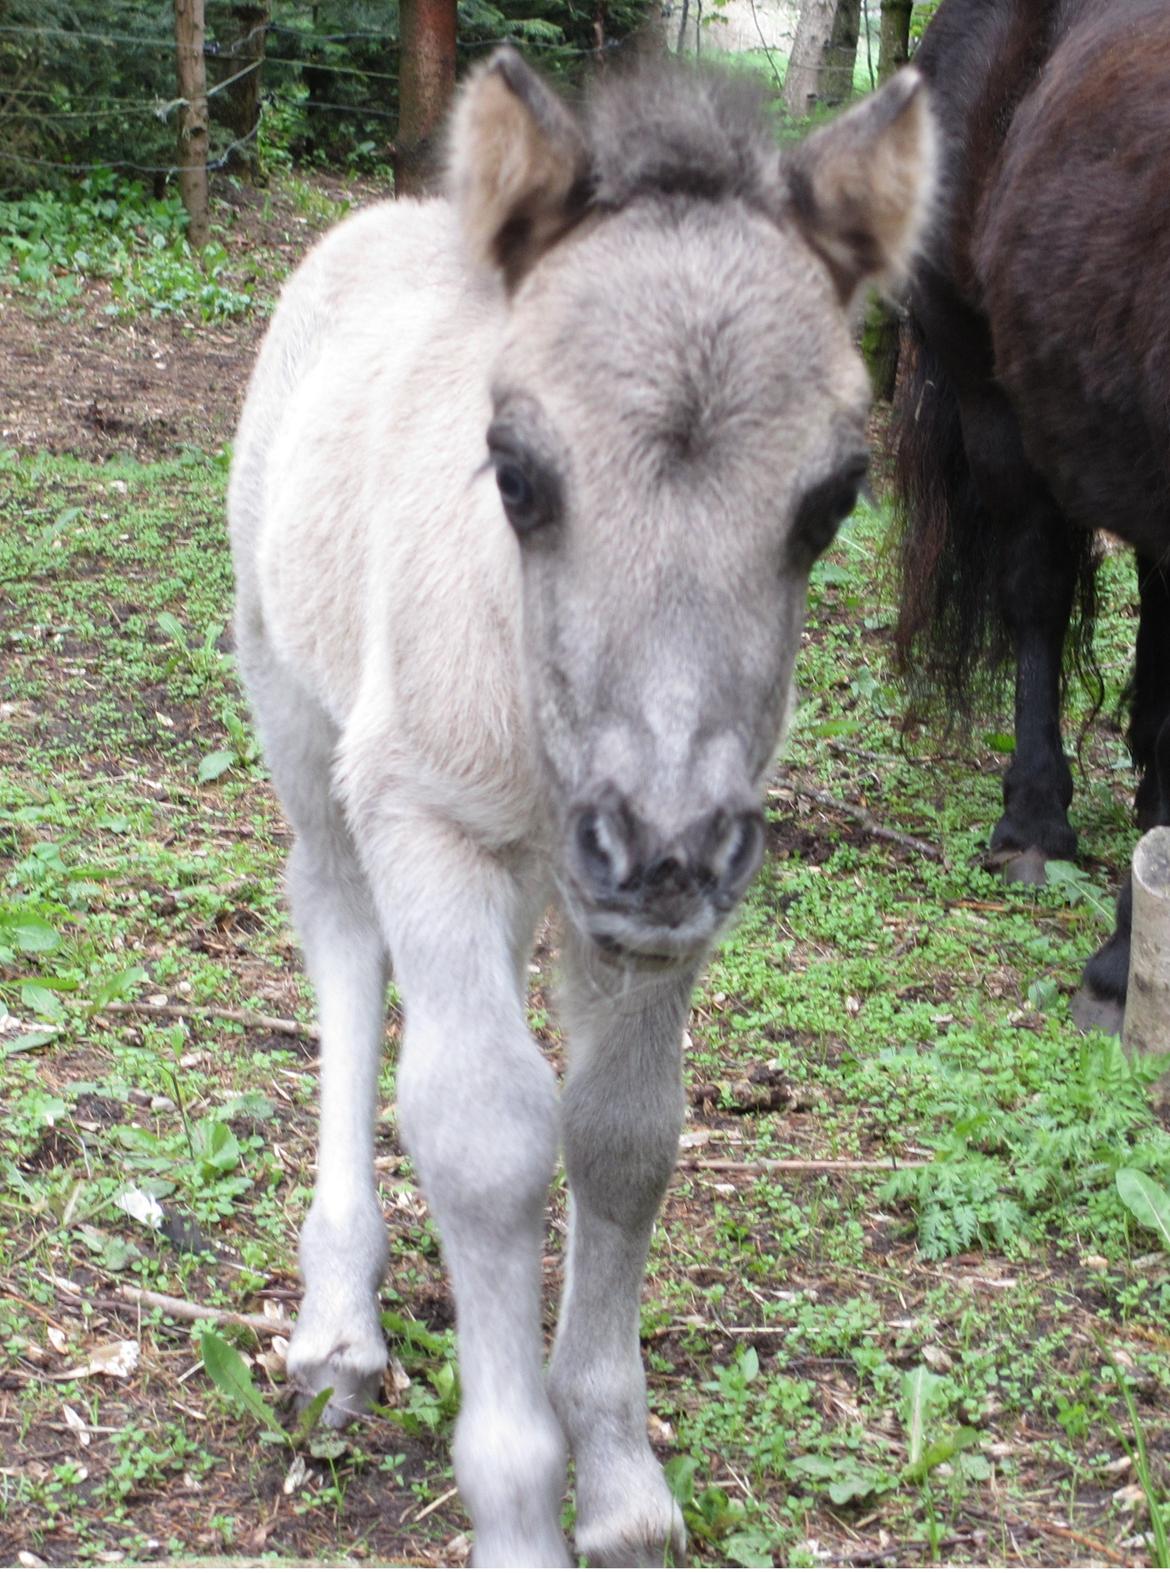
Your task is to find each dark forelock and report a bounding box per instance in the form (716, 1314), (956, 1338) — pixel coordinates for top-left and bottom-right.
(583, 60), (785, 218)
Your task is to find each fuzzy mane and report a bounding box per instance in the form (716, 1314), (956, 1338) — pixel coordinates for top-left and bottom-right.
(583, 61), (786, 217)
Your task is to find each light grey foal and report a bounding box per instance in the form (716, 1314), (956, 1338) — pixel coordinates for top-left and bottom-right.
(229, 49), (935, 1568)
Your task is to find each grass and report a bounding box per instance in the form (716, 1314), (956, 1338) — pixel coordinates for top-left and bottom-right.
(0, 168), (358, 323)
(1, 451), (1169, 1566)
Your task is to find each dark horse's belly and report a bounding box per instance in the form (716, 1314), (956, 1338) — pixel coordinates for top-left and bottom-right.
(975, 5), (1170, 563)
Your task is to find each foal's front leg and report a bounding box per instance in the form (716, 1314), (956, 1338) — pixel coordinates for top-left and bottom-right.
(284, 829), (391, 1424)
(549, 934), (693, 1567)
(364, 815), (568, 1567)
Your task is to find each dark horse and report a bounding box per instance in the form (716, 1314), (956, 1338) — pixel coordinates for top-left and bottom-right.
(893, 0), (1170, 1034)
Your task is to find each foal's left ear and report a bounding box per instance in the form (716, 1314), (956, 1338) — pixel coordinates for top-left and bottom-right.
(448, 47), (591, 291)
(781, 69), (937, 307)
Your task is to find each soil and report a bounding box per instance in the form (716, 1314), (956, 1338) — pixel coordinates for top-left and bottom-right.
(0, 295), (261, 460)
(0, 177), (376, 462)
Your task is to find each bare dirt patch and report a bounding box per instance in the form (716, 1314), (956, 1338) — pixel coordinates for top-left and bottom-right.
(0, 176), (380, 462)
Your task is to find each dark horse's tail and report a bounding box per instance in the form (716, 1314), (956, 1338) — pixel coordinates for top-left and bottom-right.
(890, 309), (1101, 726)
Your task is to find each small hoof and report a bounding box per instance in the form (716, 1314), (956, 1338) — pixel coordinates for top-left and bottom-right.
(988, 845), (1049, 887)
(576, 1506), (686, 1569)
(573, 1458), (686, 1568)
(287, 1318), (388, 1427)
(470, 1532), (570, 1569)
(1069, 987), (1124, 1038)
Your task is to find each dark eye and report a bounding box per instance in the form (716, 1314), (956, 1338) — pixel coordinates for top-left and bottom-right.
(495, 459), (536, 522)
(788, 456), (868, 568)
(486, 432), (558, 538)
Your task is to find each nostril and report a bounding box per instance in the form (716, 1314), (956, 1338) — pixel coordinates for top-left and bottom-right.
(713, 810), (765, 893)
(573, 801), (635, 894)
(578, 815), (605, 864)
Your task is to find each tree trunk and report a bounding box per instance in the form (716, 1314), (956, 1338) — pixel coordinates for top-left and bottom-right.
(593, 0), (607, 60)
(862, 293), (901, 401)
(878, 0), (912, 81)
(862, 0), (916, 398)
(395, 0), (457, 197)
(216, 1), (267, 176)
(174, 0), (210, 248)
(783, 0), (861, 117)
(1123, 826), (1170, 1118)
(635, 0), (669, 55)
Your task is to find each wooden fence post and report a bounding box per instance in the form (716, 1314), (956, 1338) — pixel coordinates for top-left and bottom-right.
(175, 0), (210, 248)
(1123, 826), (1170, 1117)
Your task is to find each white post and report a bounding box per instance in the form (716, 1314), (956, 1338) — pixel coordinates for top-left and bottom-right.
(1122, 825), (1170, 1116)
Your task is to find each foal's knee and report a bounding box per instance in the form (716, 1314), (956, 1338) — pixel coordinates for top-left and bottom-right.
(396, 1023), (560, 1220)
(561, 1075), (682, 1231)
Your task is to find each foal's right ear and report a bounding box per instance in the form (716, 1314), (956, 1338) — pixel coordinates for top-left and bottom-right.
(781, 69), (937, 308)
(448, 47), (591, 291)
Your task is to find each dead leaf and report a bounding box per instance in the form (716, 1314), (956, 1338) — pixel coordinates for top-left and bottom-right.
(55, 1338), (140, 1382)
(114, 1186), (163, 1231)
(62, 1404), (91, 1447)
(922, 1343), (953, 1373)
(678, 1129), (712, 1150)
(255, 1347), (285, 1377)
(91, 1339), (139, 1377)
(388, 1354), (411, 1396)
(282, 1455), (310, 1496)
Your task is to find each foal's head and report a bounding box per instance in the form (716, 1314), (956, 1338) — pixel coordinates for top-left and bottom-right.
(451, 50), (935, 965)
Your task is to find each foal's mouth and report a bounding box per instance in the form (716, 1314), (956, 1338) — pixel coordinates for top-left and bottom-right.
(556, 868), (726, 969)
(578, 901), (723, 969)
(593, 933), (683, 969)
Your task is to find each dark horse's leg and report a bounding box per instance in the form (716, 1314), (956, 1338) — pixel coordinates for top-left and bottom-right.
(1130, 555), (1170, 833)
(960, 389), (1079, 884)
(1074, 556), (1170, 1033)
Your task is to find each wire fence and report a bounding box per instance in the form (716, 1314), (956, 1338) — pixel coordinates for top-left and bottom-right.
(0, 127), (260, 178)
(0, 12), (643, 189)
(0, 2), (868, 190)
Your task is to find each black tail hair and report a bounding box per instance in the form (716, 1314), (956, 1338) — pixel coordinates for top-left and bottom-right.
(889, 310), (1102, 730)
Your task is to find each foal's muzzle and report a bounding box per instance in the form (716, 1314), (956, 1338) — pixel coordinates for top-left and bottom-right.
(567, 786), (765, 960)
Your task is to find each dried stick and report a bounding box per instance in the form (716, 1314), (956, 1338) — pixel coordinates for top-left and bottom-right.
(769, 780), (945, 863)
(93, 999), (319, 1039)
(1040, 1523), (1130, 1567)
(113, 1284), (294, 1335)
(679, 1156), (928, 1174)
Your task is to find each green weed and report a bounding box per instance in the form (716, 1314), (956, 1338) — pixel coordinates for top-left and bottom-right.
(0, 171), (253, 319)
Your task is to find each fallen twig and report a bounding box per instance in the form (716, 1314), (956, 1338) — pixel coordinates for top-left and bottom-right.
(114, 1284), (294, 1335)
(769, 781), (945, 863)
(411, 1485), (459, 1524)
(92, 1000), (319, 1039)
(1040, 1522), (1130, 1567)
(49, 1275), (294, 1337)
(845, 1530), (983, 1566)
(679, 1156), (929, 1174)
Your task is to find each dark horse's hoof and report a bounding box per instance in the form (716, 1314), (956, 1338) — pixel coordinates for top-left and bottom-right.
(1069, 986), (1124, 1037)
(987, 845), (1050, 887)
